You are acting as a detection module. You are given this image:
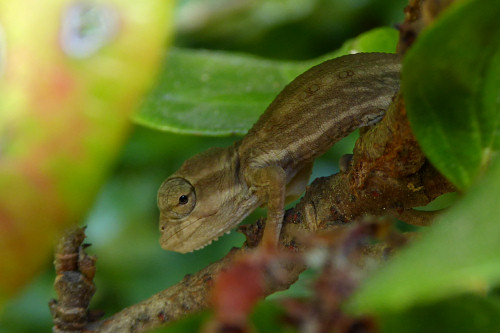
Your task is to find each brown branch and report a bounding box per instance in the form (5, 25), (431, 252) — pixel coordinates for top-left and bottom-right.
(86, 235), (306, 332)
(49, 227), (101, 333)
(283, 93), (453, 239)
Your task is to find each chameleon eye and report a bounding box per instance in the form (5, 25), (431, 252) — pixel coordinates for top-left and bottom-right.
(179, 195), (189, 205)
(158, 178), (196, 218)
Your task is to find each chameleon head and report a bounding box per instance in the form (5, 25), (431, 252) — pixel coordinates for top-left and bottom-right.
(157, 146), (258, 253)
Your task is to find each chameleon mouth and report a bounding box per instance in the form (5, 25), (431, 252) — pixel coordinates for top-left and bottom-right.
(160, 212), (236, 253)
(190, 230), (233, 252)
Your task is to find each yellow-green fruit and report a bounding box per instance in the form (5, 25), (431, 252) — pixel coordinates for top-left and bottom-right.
(0, 0), (174, 304)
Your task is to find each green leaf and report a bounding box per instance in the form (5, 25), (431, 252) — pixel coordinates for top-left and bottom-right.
(334, 26), (399, 60)
(251, 301), (295, 333)
(134, 48), (301, 136)
(403, 0), (500, 190)
(379, 294), (500, 333)
(346, 155), (500, 314)
(134, 27), (398, 136)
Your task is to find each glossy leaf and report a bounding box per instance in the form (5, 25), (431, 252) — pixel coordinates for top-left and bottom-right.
(403, 0), (500, 190)
(135, 48), (301, 135)
(347, 156), (500, 313)
(135, 27), (398, 135)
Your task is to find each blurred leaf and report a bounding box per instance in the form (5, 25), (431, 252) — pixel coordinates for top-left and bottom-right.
(176, 0), (318, 39)
(175, 0), (406, 60)
(403, 0), (500, 190)
(0, 0), (174, 304)
(0, 271), (56, 333)
(379, 294), (500, 333)
(347, 156), (500, 314)
(325, 26), (398, 61)
(135, 27), (398, 136)
(251, 301), (294, 333)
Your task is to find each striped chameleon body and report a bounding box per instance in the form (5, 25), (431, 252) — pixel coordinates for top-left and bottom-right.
(158, 53), (401, 253)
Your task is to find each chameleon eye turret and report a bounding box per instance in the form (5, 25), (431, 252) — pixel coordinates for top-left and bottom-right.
(158, 178), (196, 219)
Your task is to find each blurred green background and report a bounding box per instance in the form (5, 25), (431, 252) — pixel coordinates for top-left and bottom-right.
(0, 0), (407, 331)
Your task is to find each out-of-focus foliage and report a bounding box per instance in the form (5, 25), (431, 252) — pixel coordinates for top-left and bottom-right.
(0, 0), (174, 306)
(378, 294), (500, 333)
(174, 0), (406, 60)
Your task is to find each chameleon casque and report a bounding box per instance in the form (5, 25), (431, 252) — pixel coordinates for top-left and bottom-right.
(158, 53), (401, 253)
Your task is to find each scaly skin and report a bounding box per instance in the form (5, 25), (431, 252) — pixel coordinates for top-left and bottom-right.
(157, 53), (401, 253)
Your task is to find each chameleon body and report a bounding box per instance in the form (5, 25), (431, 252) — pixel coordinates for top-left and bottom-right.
(158, 53), (401, 253)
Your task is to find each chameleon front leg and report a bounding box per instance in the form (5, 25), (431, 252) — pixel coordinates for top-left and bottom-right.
(247, 166), (287, 249)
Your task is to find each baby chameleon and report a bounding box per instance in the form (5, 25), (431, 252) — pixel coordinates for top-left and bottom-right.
(158, 52), (401, 253)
